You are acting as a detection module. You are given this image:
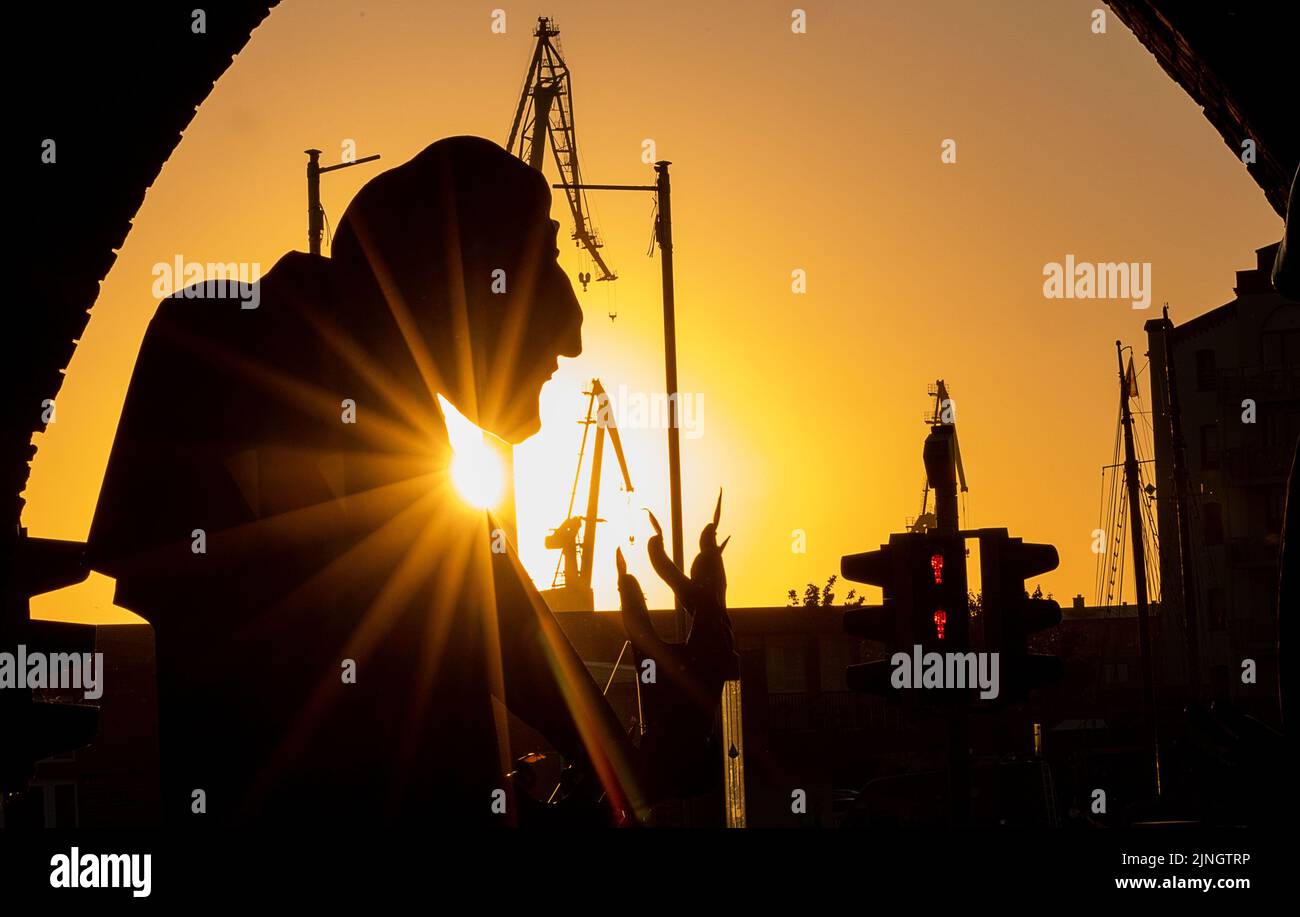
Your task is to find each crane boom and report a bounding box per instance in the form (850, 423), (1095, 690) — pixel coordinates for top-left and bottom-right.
(507, 17), (616, 285)
(933, 380), (969, 494)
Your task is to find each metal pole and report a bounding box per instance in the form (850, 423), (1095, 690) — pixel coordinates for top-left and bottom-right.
(655, 161), (687, 639)
(1117, 341), (1162, 798)
(305, 149), (323, 256)
(551, 175), (686, 635)
(307, 151), (380, 256)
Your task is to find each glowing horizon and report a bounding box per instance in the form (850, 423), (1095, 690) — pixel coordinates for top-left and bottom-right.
(24, 0), (1283, 625)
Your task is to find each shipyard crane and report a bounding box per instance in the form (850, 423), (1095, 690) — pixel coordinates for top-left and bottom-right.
(541, 379), (634, 612)
(911, 379), (969, 533)
(506, 16), (616, 289)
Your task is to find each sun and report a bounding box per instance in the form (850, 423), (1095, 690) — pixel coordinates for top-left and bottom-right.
(450, 448), (504, 509)
(438, 395), (505, 509)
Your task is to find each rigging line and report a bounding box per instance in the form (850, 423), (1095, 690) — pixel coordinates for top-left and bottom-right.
(1107, 523), (1120, 607)
(1136, 407), (1157, 448)
(1100, 469), (1116, 602)
(1096, 464), (1119, 605)
(1115, 476), (1130, 594)
(1139, 490), (1161, 595)
(1095, 482), (1106, 604)
(1110, 474), (1127, 597)
(1134, 457), (1161, 593)
(1100, 412), (1125, 602)
(1097, 481), (1113, 604)
(1116, 488), (1128, 608)
(1141, 500), (1161, 563)
(1122, 436), (1161, 603)
(1103, 486), (1121, 606)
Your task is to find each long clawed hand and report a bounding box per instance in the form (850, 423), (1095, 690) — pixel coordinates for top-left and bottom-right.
(615, 489), (733, 667)
(615, 491), (737, 802)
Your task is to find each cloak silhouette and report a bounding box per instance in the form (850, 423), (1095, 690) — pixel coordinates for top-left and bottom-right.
(88, 137), (636, 824)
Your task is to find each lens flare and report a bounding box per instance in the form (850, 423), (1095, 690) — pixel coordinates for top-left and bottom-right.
(438, 395), (504, 509)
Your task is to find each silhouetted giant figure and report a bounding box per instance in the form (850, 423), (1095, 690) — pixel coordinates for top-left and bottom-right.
(90, 137), (656, 824)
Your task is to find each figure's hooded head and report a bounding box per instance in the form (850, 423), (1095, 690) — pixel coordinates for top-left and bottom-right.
(331, 136), (583, 443)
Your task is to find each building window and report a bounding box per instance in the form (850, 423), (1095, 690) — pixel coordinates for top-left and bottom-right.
(1202, 503), (1224, 546)
(765, 639), (808, 693)
(1263, 408), (1300, 450)
(1196, 349), (1217, 392)
(1260, 304), (1300, 366)
(819, 638), (850, 692)
(1200, 424), (1220, 470)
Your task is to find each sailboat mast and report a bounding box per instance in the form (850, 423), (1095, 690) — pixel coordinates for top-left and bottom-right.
(1117, 340), (1162, 798)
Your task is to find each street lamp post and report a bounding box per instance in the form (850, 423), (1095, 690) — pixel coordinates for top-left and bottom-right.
(554, 162), (687, 639)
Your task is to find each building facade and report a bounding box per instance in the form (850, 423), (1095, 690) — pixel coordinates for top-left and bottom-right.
(1145, 242), (1298, 721)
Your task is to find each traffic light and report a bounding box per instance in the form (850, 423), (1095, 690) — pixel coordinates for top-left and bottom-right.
(976, 528), (1064, 702)
(842, 527), (1063, 706)
(840, 534), (910, 695)
(918, 533), (969, 651)
(840, 531), (970, 698)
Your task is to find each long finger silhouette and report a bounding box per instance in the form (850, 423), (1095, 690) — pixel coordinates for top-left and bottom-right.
(617, 547), (669, 660)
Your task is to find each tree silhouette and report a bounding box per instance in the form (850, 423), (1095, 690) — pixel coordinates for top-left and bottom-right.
(786, 574), (865, 607)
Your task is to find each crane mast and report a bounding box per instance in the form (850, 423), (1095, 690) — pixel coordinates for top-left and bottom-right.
(543, 379), (634, 612)
(507, 17), (616, 287)
(912, 379), (969, 532)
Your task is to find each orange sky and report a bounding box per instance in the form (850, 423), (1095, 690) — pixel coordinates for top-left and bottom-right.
(25, 0), (1283, 623)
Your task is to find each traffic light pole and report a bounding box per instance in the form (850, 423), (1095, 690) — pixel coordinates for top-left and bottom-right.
(924, 422), (973, 822)
(1117, 341), (1162, 799)
(846, 418), (1067, 824)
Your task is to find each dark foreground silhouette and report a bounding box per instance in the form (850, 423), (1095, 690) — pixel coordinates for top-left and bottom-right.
(89, 137), (732, 825)
(618, 499), (739, 801)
